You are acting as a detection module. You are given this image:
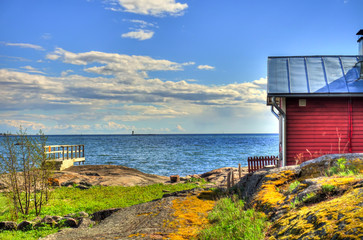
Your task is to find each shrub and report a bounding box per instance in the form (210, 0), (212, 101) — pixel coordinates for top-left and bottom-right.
(0, 128), (52, 219)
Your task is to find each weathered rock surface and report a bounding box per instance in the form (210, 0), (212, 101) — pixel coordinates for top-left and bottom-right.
(17, 220), (33, 231)
(0, 221), (17, 231)
(194, 166), (248, 187)
(52, 165), (170, 187)
(0, 164), (247, 192)
(41, 215), (56, 225)
(61, 218), (78, 228)
(91, 208), (121, 222)
(237, 153), (363, 239)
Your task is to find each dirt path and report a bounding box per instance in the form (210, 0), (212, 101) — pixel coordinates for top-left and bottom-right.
(42, 189), (217, 240)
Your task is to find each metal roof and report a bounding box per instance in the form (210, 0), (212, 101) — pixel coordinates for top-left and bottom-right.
(267, 56), (363, 96)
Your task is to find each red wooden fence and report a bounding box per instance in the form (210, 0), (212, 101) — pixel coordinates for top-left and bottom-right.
(247, 156), (279, 173)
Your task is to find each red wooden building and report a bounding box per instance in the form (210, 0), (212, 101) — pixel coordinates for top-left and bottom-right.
(267, 30), (363, 166)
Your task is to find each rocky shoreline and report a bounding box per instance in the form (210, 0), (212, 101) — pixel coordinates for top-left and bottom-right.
(47, 164), (249, 189)
(0, 164), (248, 237)
(1, 154), (362, 239)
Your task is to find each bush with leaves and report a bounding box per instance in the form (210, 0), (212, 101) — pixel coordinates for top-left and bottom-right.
(0, 128), (53, 219)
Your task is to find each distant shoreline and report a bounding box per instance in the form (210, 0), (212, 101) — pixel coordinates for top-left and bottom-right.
(8, 133), (279, 136)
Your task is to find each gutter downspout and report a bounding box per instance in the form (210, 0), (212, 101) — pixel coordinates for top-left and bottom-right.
(271, 97), (286, 167)
(271, 97), (285, 119)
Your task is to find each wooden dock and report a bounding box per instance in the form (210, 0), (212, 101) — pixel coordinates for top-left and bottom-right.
(45, 145), (85, 171)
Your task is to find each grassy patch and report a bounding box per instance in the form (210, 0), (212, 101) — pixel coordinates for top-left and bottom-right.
(197, 196), (268, 240)
(0, 182), (197, 240)
(321, 184), (336, 194)
(288, 180), (300, 193)
(0, 183), (197, 222)
(327, 157), (359, 177)
(0, 194), (9, 217)
(0, 225), (59, 240)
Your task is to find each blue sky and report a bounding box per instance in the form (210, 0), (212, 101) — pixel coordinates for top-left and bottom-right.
(0, 0), (362, 134)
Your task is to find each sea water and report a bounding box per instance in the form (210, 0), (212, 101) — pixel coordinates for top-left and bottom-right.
(44, 134), (278, 176)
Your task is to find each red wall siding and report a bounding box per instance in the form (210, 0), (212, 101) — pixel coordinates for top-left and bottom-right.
(352, 98), (363, 153)
(286, 97), (363, 166)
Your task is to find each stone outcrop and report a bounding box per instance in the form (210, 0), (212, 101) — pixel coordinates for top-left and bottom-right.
(0, 164), (247, 193)
(237, 153), (363, 239)
(189, 166), (249, 187)
(91, 208), (121, 222)
(0, 212), (95, 231)
(51, 165), (170, 187)
(0, 221), (17, 231)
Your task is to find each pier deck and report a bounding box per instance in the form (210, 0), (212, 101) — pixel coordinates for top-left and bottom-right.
(45, 145), (85, 171)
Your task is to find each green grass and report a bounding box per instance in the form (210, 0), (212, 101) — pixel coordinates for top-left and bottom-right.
(288, 180), (300, 193)
(321, 184), (336, 194)
(327, 157), (359, 177)
(0, 225), (59, 240)
(0, 194), (9, 217)
(197, 196), (268, 240)
(0, 182), (197, 240)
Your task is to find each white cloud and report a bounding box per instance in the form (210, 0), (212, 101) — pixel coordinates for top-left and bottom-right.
(104, 105), (188, 121)
(2, 120), (47, 130)
(1, 47), (271, 133)
(53, 124), (91, 131)
(20, 65), (45, 74)
(122, 29), (155, 40)
(61, 69), (74, 77)
(126, 19), (157, 28)
(197, 65), (215, 70)
(41, 33), (52, 40)
(46, 48), (187, 78)
(115, 0), (188, 16)
(3, 42), (44, 51)
(176, 124), (185, 132)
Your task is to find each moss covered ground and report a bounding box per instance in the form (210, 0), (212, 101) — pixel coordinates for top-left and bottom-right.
(250, 157), (363, 239)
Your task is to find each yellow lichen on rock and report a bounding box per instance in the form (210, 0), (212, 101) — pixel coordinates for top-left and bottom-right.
(165, 191), (216, 240)
(128, 233), (146, 238)
(242, 155), (363, 239)
(269, 187), (363, 239)
(316, 176), (360, 187)
(253, 170), (296, 212)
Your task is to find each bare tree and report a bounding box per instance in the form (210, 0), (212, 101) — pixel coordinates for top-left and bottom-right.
(0, 127), (52, 219)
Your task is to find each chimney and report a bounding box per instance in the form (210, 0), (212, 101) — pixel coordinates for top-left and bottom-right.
(357, 29), (363, 55)
(357, 29), (363, 80)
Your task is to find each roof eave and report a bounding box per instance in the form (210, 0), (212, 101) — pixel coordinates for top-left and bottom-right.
(267, 93), (363, 98)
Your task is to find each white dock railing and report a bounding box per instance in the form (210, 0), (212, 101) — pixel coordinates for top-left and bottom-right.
(44, 145), (85, 164)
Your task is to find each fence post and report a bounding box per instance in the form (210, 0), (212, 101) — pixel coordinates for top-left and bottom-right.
(231, 169), (235, 187)
(247, 155), (279, 173)
(227, 171), (231, 189)
(238, 163), (242, 179)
